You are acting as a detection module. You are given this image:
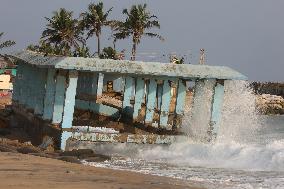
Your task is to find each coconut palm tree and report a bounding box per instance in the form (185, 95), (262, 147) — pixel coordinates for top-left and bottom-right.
(81, 2), (116, 55)
(41, 8), (84, 56)
(0, 32), (15, 50)
(114, 4), (164, 61)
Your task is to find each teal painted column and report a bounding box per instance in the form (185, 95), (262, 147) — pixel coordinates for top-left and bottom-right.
(210, 82), (225, 137)
(145, 78), (157, 125)
(122, 76), (134, 116)
(160, 80), (172, 130)
(175, 79), (187, 128)
(133, 77), (144, 120)
(157, 82), (163, 111)
(43, 69), (56, 120)
(97, 73), (104, 96)
(52, 71), (66, 124)
(76, 72), (83, 93)
(61, 70), (78, 150)
(90, 73), (98, 95)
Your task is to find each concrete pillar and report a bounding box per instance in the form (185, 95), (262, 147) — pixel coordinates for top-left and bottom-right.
(209, 81), (225, 138)
(122, 76), (134, 116)
(97, 73), (104, 96)
(133, 77), (144, 120)
(52, 71), (66, 124)
(159, 79), (172, 130)
(61, 70), (78, 150)
(145, 78), (157, 125)
(175, 79), (187, 128)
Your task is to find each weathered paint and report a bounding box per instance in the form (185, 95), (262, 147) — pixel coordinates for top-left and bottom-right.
(175, 80), (187, 115)
(133, 77), (144, 120)
(210, 82), (225, 136)
(61, 71), (78, 129)
(11, 51), (248, 80)
(145, 78), (157, 125)
(157, 82), (163, 111)
(72, 132), (184, 144)
(43, 69), (56, 120)
(159, 80), (172, 129)
(90, 73), (98, 94)
(9, 51), (249, 147)
(97, 73), (104, 96)
(34, 67), (47, 115)
(122, 76), (134, 116)
(60, 71), (78, 150)
(17, 63), (28, 105)
(175, 79), (187, 128)
(61, 131), (72, 150)
(52, 72), (66, 124)
(25, 65), (35, 109)
(75, 99), (120, 118)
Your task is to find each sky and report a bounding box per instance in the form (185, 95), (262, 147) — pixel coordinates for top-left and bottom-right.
(0, 0), (283, 82)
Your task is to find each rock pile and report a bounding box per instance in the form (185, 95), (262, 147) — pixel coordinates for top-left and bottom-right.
(256, 94), (284, 114)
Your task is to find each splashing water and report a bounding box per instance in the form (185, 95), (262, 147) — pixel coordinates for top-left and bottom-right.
(218, 80), (263, 143)
(83, 81), (284, 188)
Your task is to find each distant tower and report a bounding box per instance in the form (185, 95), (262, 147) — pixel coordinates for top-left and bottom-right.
(199, 48), (205, 65)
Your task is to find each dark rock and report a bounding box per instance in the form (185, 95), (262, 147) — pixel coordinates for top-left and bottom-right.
(59, 149), (94, 158)
(84, 154), (111, 162)
(17, 147), (40, 154)
(0, 128), (11, 136)
(57, 156), (81, 164)
(28, 153), (55, 158)
(0, 144), (17, 152)
(79, 154), (111, 161)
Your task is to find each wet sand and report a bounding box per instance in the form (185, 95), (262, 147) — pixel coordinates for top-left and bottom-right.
(0, 152), (204, 189)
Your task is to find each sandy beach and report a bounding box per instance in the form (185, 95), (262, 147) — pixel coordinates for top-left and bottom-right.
(0, 152), (203, 189)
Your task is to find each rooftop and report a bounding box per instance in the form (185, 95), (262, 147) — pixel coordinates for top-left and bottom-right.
(9, 51), (247, 80)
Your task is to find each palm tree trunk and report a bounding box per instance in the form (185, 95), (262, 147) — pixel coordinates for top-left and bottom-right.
(97, 34), (101, 56)
(131, 42), (136, 61)
(113, 39), (116, 51)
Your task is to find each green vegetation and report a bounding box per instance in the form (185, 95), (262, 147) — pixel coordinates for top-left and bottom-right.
(113, 4), (164, 60)
(27, 2), (163, 60)
(99, 46), (118, 60)
(41, 8), (85, 56)
(0, 32), (15, 50)
(80, 2), (116, 55)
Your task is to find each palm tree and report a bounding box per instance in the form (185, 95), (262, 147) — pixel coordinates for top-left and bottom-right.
(114, 4), (164, 61)
(41, 8), (84, 56)
(0, 32), (15, 50)
(99, 46), (118, 60)
(81, 2), (116, 55)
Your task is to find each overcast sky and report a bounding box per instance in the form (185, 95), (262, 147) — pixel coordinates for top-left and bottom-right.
(0, 0), (283, 81)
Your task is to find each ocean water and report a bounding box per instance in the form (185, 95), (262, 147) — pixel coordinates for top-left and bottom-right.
(83, 81), (284, 189)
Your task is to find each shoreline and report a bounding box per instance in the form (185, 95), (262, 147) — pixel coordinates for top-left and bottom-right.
(0, 151), (204, 189)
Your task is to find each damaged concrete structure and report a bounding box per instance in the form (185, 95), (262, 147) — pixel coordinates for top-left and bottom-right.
(9, 51), (247, 150)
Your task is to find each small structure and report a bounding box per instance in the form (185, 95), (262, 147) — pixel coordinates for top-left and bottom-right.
(0, 55), (16, 91)
(9, 51), (247, 150)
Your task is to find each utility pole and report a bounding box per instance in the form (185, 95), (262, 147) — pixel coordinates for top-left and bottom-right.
(199, 48), (205, 65)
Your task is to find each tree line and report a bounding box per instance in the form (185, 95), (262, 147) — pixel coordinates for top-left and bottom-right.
(28, 2), (164, 61)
